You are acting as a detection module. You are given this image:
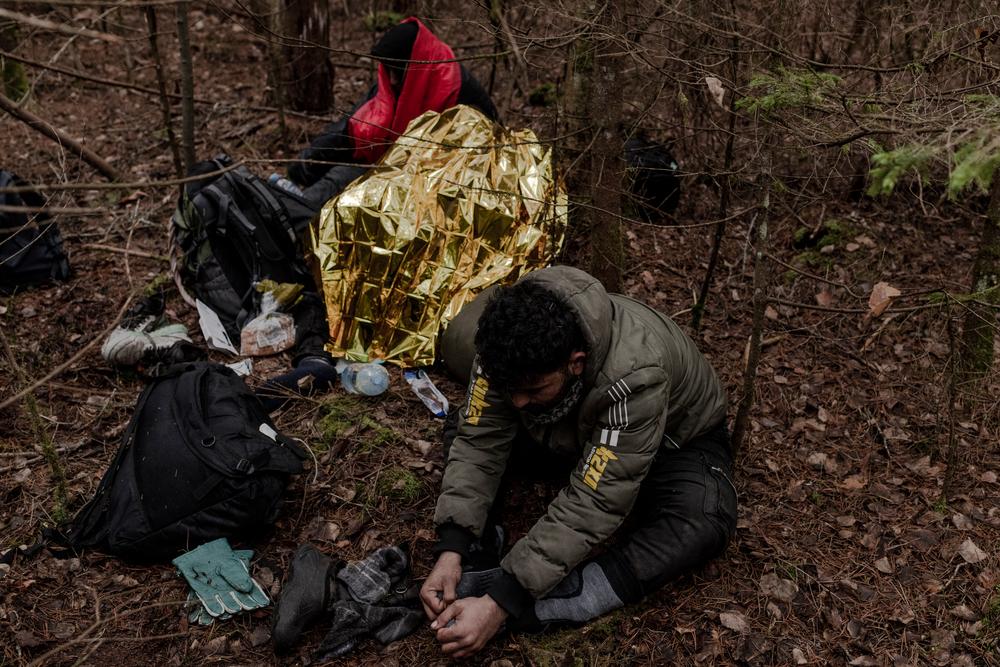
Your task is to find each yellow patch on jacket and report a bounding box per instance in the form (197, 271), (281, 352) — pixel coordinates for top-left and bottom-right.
(582, 445), (618, 490)
(465, 376), (490, 425)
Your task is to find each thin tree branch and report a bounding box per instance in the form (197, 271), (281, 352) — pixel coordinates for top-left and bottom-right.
(0, 92), (121, 181)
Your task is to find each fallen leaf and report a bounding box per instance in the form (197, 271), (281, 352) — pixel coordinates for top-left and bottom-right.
(845, 242), (860, 252)
(705, 76), (726, 108)
(874, 557), (893, 573)
(765, 305), (779, 321)
(760, 573), (798, 602)
(868, 281), (901, 316)
(950, 605), (980, 621)
(982, 471), (997, 483)
(250, 624), (270, 647)
(840, 474), (867, 490)
(848, 655), (878, 666)
(791, 647), (808, 664)
(957, 539), (988, 564)
(952, 513), (974, 530)
(314, 521), (340, 542)
(719, 611), (748, 632)
(806, 452), (828, 470)
(836, 515), (857, 527)
(815, 290), (834, 307)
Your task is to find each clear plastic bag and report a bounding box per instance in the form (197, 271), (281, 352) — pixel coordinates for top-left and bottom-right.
(240, 290), (296, 357)
(403, 369), (449, 417)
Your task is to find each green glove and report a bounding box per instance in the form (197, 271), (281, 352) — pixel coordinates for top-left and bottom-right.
(173, 540), (269, 618)
(184, 549), (259, 625)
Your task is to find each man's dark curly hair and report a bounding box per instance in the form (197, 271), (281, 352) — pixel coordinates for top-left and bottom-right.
(474, 280), (587, 389)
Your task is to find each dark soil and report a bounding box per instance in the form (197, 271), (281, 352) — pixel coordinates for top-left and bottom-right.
(2, 3), (999, 667)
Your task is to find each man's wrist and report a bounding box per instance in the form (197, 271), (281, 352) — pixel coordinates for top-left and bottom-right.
(485, 593), (510, 620)
(438, 550), (462, 565)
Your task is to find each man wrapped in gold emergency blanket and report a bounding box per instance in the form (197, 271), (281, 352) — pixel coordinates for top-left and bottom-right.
(312, 104), (568, 367)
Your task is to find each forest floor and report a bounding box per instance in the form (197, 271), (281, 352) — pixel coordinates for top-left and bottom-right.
(2, 5), (1000, 667)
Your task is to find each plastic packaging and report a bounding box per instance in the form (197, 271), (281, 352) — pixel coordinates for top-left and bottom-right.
(268, 173), (304, 196)
(240, 290), (296, 356)
(403, 369), (449, 418)
(337, 360), (390, 396)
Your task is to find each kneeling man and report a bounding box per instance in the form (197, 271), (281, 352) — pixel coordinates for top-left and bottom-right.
(421, 265), (737, 657)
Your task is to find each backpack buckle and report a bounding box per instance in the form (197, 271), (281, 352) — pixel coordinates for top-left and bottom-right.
(235, 458), (254, 474)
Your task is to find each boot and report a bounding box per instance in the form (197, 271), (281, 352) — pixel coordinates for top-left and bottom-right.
(272, 544), (338, 652)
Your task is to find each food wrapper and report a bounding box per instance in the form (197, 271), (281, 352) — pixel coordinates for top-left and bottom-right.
(312, 105), (567, 366)
(240, 284), (298, 356)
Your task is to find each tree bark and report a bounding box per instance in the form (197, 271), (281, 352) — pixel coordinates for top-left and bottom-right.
(570, 1), (624, 293)
(959, 177), (1000, 382)
(731, 161), (772, 459)
(282, 0), (332, 113)
(175, 0), (196, 171)
(0, 19), (27, 101)
(144, 6), (183, 179)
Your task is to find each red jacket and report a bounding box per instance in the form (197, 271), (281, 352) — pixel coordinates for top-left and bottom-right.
(347, 18), (462, 164)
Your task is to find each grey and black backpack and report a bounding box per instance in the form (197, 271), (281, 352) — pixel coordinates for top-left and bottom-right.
(171, 155), (318, 340)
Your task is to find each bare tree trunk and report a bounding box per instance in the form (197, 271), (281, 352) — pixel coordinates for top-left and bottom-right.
(282, 0), (332, 113)
(0, 19), (27, 101)
(570, 1), (624, 293)
(731, 158), (772, 458)
(959, 177), (1000, 382)
(175, 0), (196, 171)
(144, 6), (183, 179)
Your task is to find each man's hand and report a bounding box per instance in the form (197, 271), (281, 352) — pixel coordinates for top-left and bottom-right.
(431, 595), (507, 658)
(419, 551), (462, 620)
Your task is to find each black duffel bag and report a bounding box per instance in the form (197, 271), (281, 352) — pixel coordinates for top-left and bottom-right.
(62, 362), (308, 561)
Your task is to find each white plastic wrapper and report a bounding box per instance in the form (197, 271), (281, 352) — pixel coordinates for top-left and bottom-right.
(403, 369), (449, 418)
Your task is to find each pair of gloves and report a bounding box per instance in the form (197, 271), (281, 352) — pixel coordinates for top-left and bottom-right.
(173, 538), (270, 625)
(271, 543), (423, 658)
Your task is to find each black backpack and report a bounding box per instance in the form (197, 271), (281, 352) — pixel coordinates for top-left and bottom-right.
(62, 362), (308, 561)
(625, 138), (681, 223)
(171, 155), (317, 340)
(1, 170), (71, 292)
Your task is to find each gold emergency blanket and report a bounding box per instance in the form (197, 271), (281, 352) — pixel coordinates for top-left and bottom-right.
(312, 104), (567, 366)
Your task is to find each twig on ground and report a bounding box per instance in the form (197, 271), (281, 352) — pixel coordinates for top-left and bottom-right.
(81, 243), (168, 261)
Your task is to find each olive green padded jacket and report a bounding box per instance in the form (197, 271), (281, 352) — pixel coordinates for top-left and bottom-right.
(433, 266), (727, 614)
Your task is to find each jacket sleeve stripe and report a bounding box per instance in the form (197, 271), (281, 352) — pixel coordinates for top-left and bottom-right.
(606, 380), (632, 434)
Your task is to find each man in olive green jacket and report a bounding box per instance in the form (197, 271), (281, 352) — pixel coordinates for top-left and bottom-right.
(420, 266), (737, 658)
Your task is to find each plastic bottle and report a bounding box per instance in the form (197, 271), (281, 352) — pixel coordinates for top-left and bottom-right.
(268, 173), (304, 197)
(337, 360), (390, 396)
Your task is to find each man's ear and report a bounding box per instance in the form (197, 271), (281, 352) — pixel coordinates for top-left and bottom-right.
(568, 351), (586, 376)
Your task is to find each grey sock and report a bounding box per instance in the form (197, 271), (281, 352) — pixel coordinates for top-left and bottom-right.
(535, 562), (623, 624)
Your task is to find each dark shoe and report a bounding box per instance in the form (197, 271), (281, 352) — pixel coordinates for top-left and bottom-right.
(272, 544), (336, 652)
(258, 354), (340, 413)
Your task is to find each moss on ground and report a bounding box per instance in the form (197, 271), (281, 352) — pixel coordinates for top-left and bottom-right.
(518, 613), (623, 666)
(316, 395), (402, 454)
(375, 466), (423, 503)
